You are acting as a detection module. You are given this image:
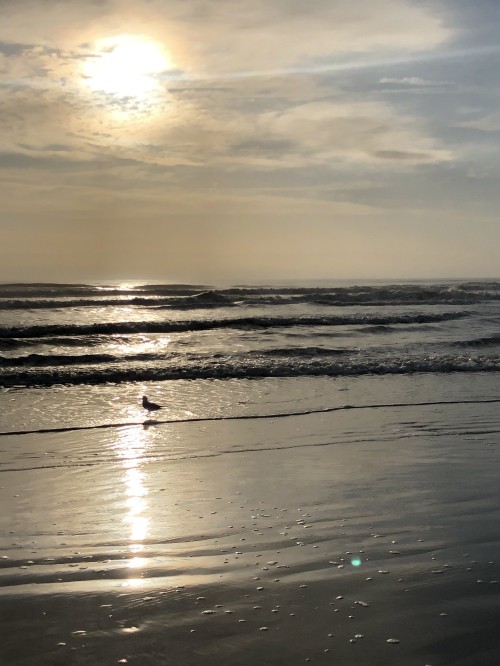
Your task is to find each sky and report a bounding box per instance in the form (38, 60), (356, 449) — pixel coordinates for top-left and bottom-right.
(1, 0), (500, 283)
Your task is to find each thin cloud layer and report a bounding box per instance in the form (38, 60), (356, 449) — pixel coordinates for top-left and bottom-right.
(0, 0), (453, 93)
(1, 0), (499, 280)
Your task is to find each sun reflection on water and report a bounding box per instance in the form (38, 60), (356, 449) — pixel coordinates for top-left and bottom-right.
(112, 422), (151, 585)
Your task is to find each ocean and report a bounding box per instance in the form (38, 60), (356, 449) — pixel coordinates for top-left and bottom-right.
(1, 280), (500, 665)
(1, 279), (500, 431)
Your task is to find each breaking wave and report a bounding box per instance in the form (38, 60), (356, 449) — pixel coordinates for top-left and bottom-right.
(1, 352), (499, 388)
(1, 281), (500, 309)
(0, 311), (469, 341)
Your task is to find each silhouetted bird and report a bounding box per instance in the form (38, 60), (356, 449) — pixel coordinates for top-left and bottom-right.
(142, 395), (162, 414)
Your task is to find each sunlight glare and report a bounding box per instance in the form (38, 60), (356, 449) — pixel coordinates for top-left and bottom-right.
(83, 35), (170, 98)
(112, 427), (151, 585)
(123, 578), (143, 588)
(127, 557), (148, 569)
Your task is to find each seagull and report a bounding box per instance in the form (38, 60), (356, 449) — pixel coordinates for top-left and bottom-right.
(142, 395), (162, 415)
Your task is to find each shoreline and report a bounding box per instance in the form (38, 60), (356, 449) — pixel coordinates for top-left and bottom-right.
(2, 398), (500, 664)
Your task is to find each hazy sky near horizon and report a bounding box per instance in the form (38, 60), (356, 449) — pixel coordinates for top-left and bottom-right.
(1, 0), (500, 282)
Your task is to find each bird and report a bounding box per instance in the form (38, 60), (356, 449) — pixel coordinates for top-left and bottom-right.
(142, 395), (162, 415)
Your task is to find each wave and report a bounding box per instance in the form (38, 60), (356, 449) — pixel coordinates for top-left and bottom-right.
(0, 346), (354, 368)
(1, 281), (499, 308)
(0, 297), (172, 310)
(0, 338), (25, 350)
(0, 311), (469, 341)
(0, 283), (207, 299)
(296, 284), (500, 306)
(452, 334), (500, 348)
(0, 293), (230, 311)
(259, 347), (352, 357)
(1, 352), (499, 387)
(209, 282), (500, 302)
(0, 335), (107, 351)
(0, 351), (183, 368)
(163, 290), (235, 309)
(361, 325), (396, 333)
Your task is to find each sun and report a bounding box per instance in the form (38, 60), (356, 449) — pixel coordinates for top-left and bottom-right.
(83, 35), (171, 98)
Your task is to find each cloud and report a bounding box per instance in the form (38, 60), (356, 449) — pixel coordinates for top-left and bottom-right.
(454, 114), (500, 132)
(0, 64), (453, 178)
(374, 150), (435, 161)
(167, 86), (232, 94)
(157, 0), (451, 76)
(0, 0), (452, 79)
(0, 0), (455, 165)
(379, 76), (450, 87)
(218, 100), (453, 168)
(0, 40), (31, 57)
(0, 1), (456, 224)
(3, 0), (500, 283)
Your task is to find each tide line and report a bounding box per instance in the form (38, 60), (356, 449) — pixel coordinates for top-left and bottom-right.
(1, 397), (500, 438)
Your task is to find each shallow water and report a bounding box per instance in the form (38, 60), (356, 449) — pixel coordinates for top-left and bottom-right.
(1, 371), (500, 435)
(1, 381), (500, 665)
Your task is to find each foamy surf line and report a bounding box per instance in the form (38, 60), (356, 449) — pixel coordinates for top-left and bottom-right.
(2, 397), (500, 438)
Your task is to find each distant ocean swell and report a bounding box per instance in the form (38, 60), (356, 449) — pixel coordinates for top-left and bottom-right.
(0, 282), (499, 305)
(0, 311), (469, 340)
(1, 353), (499, 388)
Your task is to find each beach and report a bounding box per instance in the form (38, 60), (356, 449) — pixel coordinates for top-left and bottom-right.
(3, 0), (500, 660)
(2, 373), (500, 665)
(1, 281), (500, 664)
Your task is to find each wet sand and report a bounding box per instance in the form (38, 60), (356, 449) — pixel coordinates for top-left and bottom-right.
(1, 401), (500, 665)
